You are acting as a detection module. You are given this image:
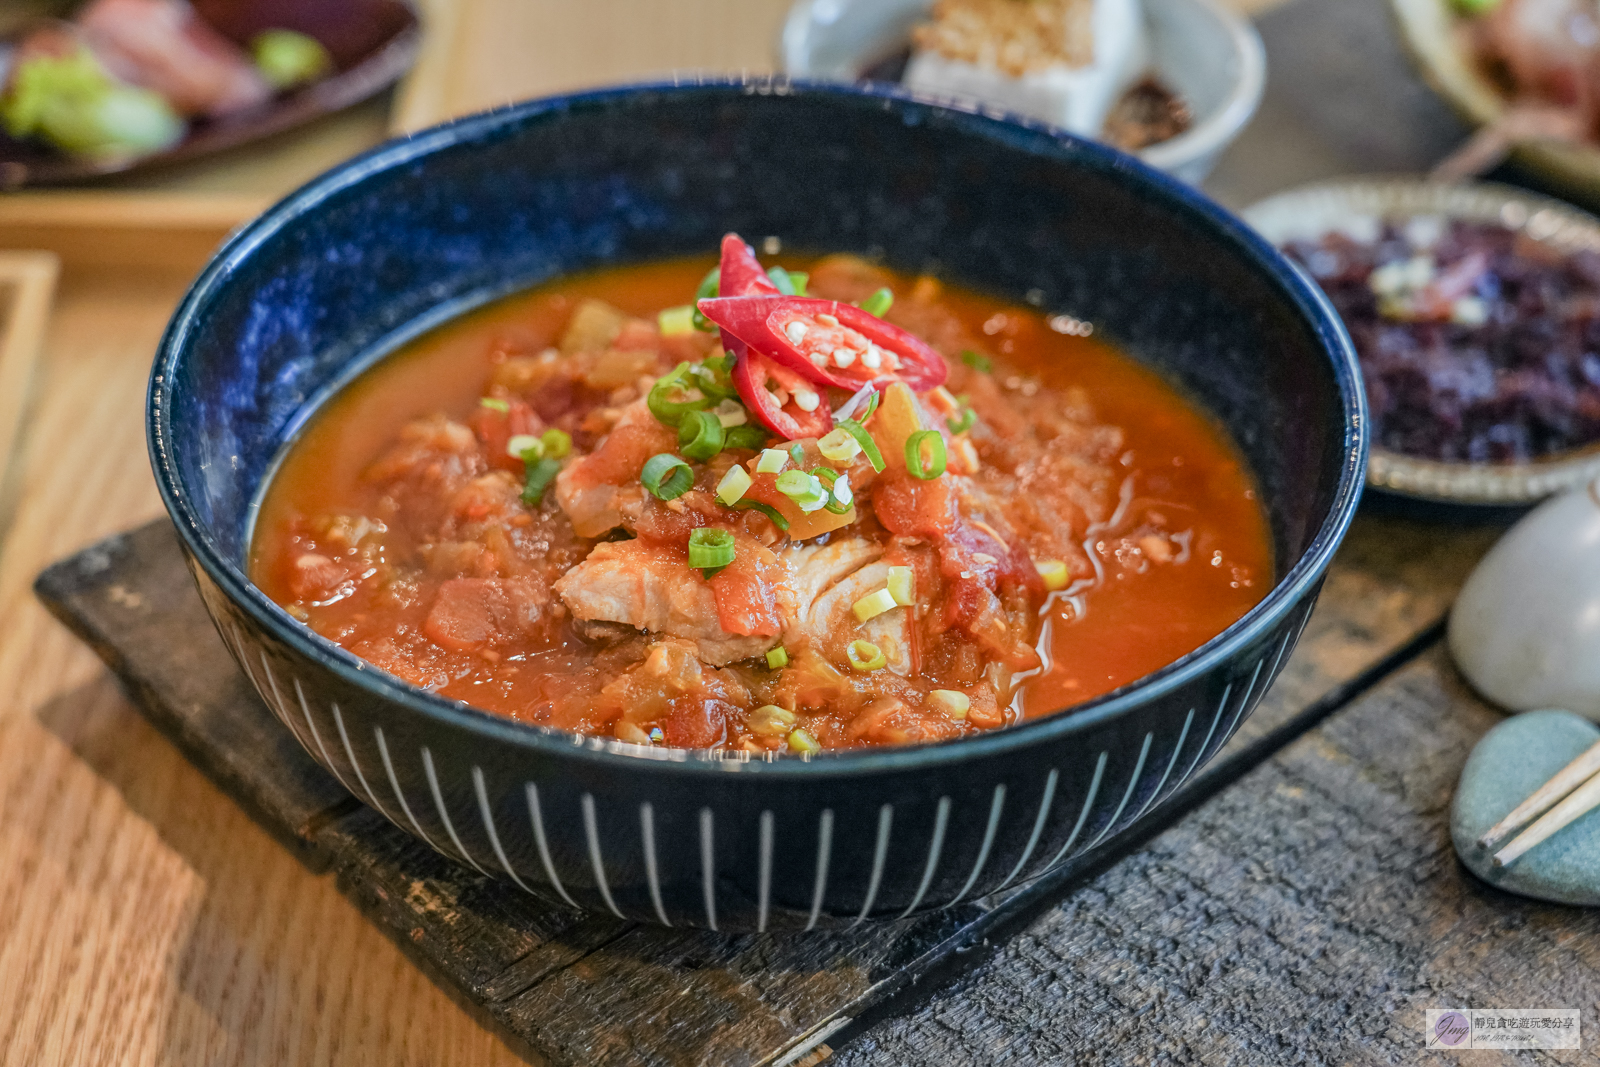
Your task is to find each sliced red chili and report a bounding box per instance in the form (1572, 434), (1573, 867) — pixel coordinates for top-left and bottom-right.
(696, 294), (948, 392)
(718, 233), (780, 298)
(729, 341), (833, 440)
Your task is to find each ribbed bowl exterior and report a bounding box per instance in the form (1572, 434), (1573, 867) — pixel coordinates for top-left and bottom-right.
(150, 80), (1366, 930)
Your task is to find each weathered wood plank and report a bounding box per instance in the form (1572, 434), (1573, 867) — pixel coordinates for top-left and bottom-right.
(32, 520), (353, 868)
(34, 508), (1505, 1067)
(321, 806), (631, 1001)
(833, 646), (1600, 1065)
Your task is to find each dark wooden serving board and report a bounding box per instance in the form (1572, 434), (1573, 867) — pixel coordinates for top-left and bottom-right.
(34, 510), (1501, 1067)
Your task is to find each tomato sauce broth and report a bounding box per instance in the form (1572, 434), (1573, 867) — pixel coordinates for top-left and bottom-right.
(251, 256), (1271, 748)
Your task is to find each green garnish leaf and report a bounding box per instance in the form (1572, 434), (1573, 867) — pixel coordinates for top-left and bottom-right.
(688, 527), (736, 573)
(540, 427), (573, 459)
(767, 266), (799, 296)
(731, 499), (790, 532)
(835, 419), (884, 472)
(860, 287), (893, 317)
(906, 430), (948, 480)
(641, 453), (694, 500)
(647, 362), (712, 427)
(2, 48), (183, 157)
(252, 29), (332, 90)
(723, 423), (770, 451)
(678, 409), (726, 462)
(961, 350), (992, 374)
(521, 457), (562, 506)
(847, 639), (887, 671)
(692, 266), (720, 331)
(775, 469), (828, 513)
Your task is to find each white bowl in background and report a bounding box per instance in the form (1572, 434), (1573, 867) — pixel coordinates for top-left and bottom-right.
(778, 0), (1266, 184)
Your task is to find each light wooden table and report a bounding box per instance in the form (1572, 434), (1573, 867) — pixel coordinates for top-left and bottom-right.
(0, 1), (1293, 1064)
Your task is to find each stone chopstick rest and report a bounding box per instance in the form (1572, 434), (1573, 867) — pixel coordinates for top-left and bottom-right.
(1453, 710), (1600, 906)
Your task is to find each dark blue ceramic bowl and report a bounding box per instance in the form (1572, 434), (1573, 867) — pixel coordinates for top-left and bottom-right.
(149, 79), (1365, 931)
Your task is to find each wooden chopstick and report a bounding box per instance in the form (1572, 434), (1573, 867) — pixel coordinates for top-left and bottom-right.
(1494, 766), (1600, 868)
(1478, 738), (1600, 852)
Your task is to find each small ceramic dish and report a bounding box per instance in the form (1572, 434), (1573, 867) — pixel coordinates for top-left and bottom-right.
(0, 0), (419, 189)
(1244, 176), (1600, 507)
(778, 0), (1264, 184)
(1388, 0), (1600, 208)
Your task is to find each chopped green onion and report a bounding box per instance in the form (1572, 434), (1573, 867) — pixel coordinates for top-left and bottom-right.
(703, 352), (734, 374)
(731, 499), (790, 532)
(716, 464), (752, 505)
(692, 266), (720, 331)
(765, 646), (789, 670)
(1036, 559), (1070, 591)
(647, 362), (711, 427)
(906, 430), (948, 480)
(750, 703), (797, 736)
(641, 453), (694, 501)
(723, 424), (769, 450)
(811, 468), (853, 514)
(860, 390), (881, 422)
(691, 360), (739, 401)
(776, 469), (828, 512)
(479, 397), (510, 414)
(789, 442), (807, 466)
(847, 639), (888, 671)
(507, 434), (542, 460)
(818, 428), (862, 463)
(961, 350), (993, 373)
(829, 472), (854, 513)
(787, 727), (821, 755)
(860, 287), (894, 317)
(887, 565), (914, 606)
(678, 409), (726, 461)
(688, 527), (736, 572)
(836, 419), (884, 472)
(658, 305), (696, 337)
(852, 588), (899, 623)
(521, 457), (562, 506)
(946, 406), (977, 435)
(540, 427), (572, 459)
(929, 690), (970, 719)
(713, 398), (748, 427)
(767, 265), (799, 295)
(788, 271), (809, 296)
(755, 448), (789, 474)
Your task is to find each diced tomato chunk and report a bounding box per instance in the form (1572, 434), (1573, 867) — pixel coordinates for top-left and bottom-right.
(873, 474), (958, 538)
(423, 577), (549, 652)
(660, 699), (733, 748)
(707, 537), (785, 637)
(471, 398), (538, 472)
